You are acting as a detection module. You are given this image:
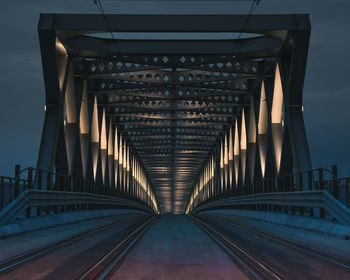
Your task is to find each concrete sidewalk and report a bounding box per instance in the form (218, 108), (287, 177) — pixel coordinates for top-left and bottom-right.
(0, 210), (148, 261)
(199, 210), (350, 263)
(112, 214), (248, 280)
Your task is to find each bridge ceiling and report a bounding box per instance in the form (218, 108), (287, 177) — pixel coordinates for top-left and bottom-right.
(71, 54), (275, 213)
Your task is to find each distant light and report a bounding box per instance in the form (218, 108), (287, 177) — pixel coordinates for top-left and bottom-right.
(302, 106), (304, 112)
(64, 120), (66, 126)
(282, 120), (284, 127)
(44, 105), (46, 112)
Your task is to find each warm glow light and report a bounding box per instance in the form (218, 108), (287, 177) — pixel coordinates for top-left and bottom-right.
(240, 109), (247, 184)
(248, 97), (256, 143)
(91, 97), (99, 180)
(258, 81), (268, 134)
(220, 140), (224, 168)
(258, 81), (269, 178)
(114, 128), (118, 160)
(108, 121), (113, 156)
(211, 156), (215, 179)
(229, 127), (233, 161)
(224, 134), (229, 165)
(119, 135), (123, 165)
(56, 38), (67, 90)
(240, 109), (247, 150)
(271, 64), (284, 124)
(271, 64), (284, 174)
(65, 64), (77, 124)
(123, 140), (127, 169)
(234, 119), (240, 185)
(100, 108), (107, 183)
(79, 82), (89, 134)
(91, 97), (99, 143)
(258, 134), (268, 178)
(126, 146), (130, 172)
(56, 38), (67, 55)
(100, 108), (107, 150)
(234, 119), (240, 156)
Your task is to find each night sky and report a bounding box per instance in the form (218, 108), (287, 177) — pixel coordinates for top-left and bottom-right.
(0, 0), (349, 177)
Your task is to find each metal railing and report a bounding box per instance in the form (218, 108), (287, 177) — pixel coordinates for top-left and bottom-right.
(189, 165), (350, 223)
(0, 189), (152, 225)
(192, 190), (350, 225)
(0, 164), (156, 218)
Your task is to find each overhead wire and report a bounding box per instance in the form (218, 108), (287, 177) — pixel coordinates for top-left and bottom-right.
(93, 0), (123, 57)
(237, 0), (261, 39)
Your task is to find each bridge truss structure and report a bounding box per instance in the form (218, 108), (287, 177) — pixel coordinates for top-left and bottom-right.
(36, 14), (312, 214)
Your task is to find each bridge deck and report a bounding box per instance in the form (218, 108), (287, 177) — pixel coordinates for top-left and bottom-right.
(112, 214), (248, 280)
(0, 212), (349, 279)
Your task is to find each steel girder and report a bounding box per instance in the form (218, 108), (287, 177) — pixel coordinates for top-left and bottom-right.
(36, 14), (311, 214)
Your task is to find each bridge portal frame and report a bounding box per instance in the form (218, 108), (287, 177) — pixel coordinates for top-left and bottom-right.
(36, 14), (312, 214)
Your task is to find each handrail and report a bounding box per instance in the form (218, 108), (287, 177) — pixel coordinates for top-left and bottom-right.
(0, 165), (159, 214)
(187, 164), (350, 213)
(192, 190), (350, 225)
(0, 189), (152, 225)
(0, 175), (27, 184)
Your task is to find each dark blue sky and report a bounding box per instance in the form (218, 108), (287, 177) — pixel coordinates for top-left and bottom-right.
(0, 0), (349, 177)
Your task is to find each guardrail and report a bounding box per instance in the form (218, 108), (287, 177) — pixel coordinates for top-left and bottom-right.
(188, 165), (350, 214)
(192, 190), (350, 225)
(0, 189), (153, 225)
(0, 172), (29, 211)
(0, 164), (158, 214)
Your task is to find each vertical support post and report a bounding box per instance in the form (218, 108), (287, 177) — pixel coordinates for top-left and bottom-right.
(332, 165), (338, 198)
(0, 177), (4, 210)
(308, 171), (314, 216)
(28, 168), (33, 189)
(47, 172), (52, 191)
(318, 168), (324, 190)
(307, 170), (313, 191)
(26, 167), (34, 218)
(296, 173), (302, 191)
(317, 168), (325, 218)
(14, 164), (21, 198)
(36, 169), (43, 216)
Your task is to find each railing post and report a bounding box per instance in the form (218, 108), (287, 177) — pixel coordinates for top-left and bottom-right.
(55, 174), (60, 191)
(318, 169), (325, 218)
(318, 168), (324, 190)
(308, 171), (313, 191)
(47, 172), (52, 191)
(332, 165), (338, 199)
(36, 169), (42, 217)
(320, 207), (325, 219)
(26, 168), (34, 218)
(28, 168), (34, 189)
(0, 177), (4, 210)
(296, 173), (302, 191)
(281, 176), (285, 192)
(14, 164), (21, 198)
(346, 179), (350, 205)
(37, 169), (42, 190)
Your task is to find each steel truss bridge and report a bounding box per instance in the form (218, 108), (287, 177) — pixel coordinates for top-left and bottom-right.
(1, 13), (350, 279)
(32, 13), (315, 215)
